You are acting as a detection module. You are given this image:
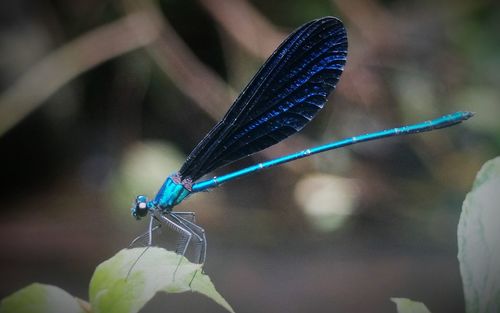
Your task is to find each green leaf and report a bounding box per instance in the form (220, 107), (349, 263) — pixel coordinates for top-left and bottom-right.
(0, 283), (85, 313)
(471, 156), (500, 190)
(458, 156), (500, 313)
(391, 298), (431, 313)
(89, 247), (234, 313)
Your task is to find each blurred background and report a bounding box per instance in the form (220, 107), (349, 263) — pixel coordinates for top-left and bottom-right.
(0, 0), (499, 312)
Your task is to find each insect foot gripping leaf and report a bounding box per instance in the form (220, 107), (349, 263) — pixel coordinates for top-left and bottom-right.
(458, 156), (500, 313)
(0, 283), (88, 313)
(89, 247), (234, 313)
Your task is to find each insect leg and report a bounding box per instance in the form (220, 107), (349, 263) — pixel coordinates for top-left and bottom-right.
(128, 215), (161, 248)
(171, 212), (206, 265)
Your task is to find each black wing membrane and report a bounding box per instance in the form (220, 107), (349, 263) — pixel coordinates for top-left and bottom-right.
(179, 17), (348, 181)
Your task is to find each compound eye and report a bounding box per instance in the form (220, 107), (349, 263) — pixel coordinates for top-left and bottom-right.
(132, 195), (149, 218)
(136, 195), (147, 204)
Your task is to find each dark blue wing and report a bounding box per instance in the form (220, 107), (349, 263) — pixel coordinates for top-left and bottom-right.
(179, 17), (347, 181)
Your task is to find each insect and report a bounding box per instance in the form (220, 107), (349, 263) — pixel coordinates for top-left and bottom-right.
(129, 17), (472, 264)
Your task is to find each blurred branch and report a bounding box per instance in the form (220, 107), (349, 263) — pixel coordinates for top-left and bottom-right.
(0, 11), (160, 136)
(122, 0), (235, 119)
(332, 0), (396, 46)
(329, 0), (399, 109)
(198, 0), (286, 58)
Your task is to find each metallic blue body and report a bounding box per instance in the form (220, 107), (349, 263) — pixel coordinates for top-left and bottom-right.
(192, 111), (472, 192)
(152, 176), (192, 212)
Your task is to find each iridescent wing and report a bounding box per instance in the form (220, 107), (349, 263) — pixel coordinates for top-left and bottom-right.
(179, 17), (348, 181)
